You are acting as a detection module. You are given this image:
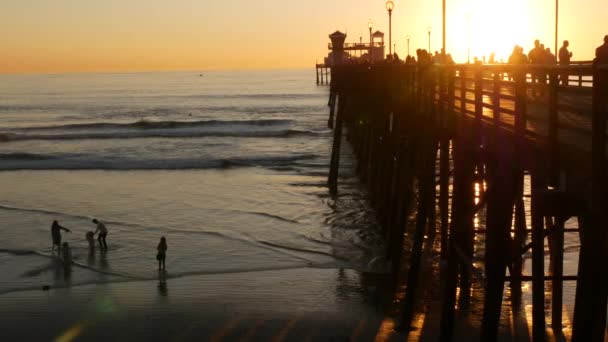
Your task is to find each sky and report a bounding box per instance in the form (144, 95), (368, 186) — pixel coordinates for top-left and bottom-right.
(1, 0), (606, 73)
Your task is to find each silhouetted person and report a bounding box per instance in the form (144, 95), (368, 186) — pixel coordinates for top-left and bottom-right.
(508, 45), (527, 81)
(92, 218), (108, 250)
(596, 35), (608, 63)
(433, 51), (440, 64)
(51, 220), (70, 251)
(446, 53), (455, 65)
(489, 52), (496, 64)
(545, 48), (556, 64)
(157, 236), (167, 270)
(559, 40), (572, 85)
(529, 40), (543, 86)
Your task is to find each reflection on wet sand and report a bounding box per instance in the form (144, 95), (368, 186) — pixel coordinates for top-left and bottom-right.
(158, 270), (168, 298)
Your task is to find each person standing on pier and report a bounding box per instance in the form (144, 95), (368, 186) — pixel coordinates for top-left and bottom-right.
(92, 218), (108, 250)
(529, 41), (542, 71)
(596, 35), (608, 63)
(559, 40), (572, 85)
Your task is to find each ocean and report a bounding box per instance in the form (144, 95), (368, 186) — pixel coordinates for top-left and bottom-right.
(0, 69), (386, 295)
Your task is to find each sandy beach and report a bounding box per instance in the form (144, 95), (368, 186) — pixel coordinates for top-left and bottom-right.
(0, 267), (397, 341)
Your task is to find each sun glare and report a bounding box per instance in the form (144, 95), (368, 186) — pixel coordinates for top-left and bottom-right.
(449, 0), (532, 62)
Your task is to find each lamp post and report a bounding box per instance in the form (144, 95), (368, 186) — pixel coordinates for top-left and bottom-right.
(555, 0), (558, 63)
(427, 27), (431, 52)
(406, 35), (410, 56)
(368, 20), (373, 59)
(442, 0), (446, 53)
(386, 1), (394, 56)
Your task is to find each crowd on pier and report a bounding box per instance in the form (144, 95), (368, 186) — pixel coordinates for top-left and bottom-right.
(344, 35), (608, 69)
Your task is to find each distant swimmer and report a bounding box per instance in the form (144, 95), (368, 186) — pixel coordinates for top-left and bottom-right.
(157, 236), (167, 270)
(51, 220), (71, 251)
(92, 218), (108, 250)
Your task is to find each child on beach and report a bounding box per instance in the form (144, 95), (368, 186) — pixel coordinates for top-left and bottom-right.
(92, 218), (108, 250)
(157, 236), (167, 270)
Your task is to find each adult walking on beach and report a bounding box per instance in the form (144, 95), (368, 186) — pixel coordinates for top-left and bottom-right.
(51, 220), (70, 251)
(157, 236), (167, 270)
(559, 40), (573, 85)
(92, 218), (108, 250)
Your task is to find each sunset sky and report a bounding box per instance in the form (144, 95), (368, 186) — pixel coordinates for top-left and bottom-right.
(2, 0), (606, 73)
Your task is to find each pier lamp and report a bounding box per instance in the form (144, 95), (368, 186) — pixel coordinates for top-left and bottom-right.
(386, 1), (394, 56)
(427, 26), (431, 52)
(406, 35), (410, 57)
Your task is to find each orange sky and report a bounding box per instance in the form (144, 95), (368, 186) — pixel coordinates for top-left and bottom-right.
(1, 0), (605, 73)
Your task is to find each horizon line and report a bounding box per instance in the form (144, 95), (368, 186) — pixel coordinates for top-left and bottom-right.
(0, 65), (316, 76)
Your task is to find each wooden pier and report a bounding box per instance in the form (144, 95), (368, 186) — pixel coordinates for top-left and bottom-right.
(325, 62), (608, 341)
(316, 64), (331, 85)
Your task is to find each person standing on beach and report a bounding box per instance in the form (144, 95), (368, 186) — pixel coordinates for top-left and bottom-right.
(157, 236), (167, 270)
(51, 220), (71, 251)
(92, 218), (108, 250)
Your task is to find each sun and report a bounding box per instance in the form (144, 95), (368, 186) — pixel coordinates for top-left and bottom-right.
(448, 0), (534, 63)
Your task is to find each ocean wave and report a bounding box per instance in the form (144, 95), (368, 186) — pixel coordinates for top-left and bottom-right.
(0, 154), (320, 171)
(15, 119), (293, 131)
(174, 93), (320, 100)
(0, 153), (57, 160)
(2, 129), (320, 141)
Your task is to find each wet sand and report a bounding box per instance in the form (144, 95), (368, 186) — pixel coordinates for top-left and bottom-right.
(0, 267), (399, 341)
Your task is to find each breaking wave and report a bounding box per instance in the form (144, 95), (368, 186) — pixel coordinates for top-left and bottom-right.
(0, 154), (320, 171)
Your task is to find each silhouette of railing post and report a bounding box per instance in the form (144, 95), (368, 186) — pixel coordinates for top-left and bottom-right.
(572, 63), (608, 342)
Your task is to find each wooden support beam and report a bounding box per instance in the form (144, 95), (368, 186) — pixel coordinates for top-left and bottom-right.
(551, 217), (565, 331)
(530, 173), (547, 341)
(327, 94), (344, 195)
(440, 116), (476, 341)
(572, 64), (608, 342)
(328, 92), (336, 129)
(510, 170), (527, 306)
(399, 148), (434, 330)
(440, 67), (455, 260)
(480, 137), (517, 341)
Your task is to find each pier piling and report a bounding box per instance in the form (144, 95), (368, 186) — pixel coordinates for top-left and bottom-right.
(325, 61), (607, 341)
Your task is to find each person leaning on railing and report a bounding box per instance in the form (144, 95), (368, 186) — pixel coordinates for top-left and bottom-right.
(596, 35), (608, 64)
(559, 40), (572, 85)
